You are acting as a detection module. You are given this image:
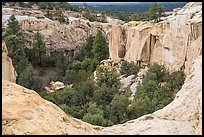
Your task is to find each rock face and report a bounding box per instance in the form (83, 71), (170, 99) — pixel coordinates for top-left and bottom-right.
(2, 8), (113, 56)
(2, 41), (17, 83)
(108, 2), (202, 75)
(2, 80), (104, 135)
(102, 56), (202, 135)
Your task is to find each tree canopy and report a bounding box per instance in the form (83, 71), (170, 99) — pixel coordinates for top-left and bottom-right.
(92, 30), (109, 62)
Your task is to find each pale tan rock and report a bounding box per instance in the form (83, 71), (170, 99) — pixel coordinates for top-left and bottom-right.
(108, 2), (202, 75)
(2, 80), (104, 135)
(2, 41), (17, 83)
(119, 75), (135, 92)
(50, 81), (65, 91)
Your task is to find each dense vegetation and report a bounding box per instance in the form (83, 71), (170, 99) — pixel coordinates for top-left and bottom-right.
(4, 14), (185, 127)
(120, 60), (140, 77)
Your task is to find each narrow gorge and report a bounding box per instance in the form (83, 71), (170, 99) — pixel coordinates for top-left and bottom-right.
(2, 2), (202, 135)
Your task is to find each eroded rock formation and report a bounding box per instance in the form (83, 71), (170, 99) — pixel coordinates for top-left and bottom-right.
(2, 41), (17, 83)
(108, 2), (202, 75)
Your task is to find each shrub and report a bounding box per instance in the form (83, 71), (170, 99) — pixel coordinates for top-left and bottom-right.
(120, 60), (139, 77)
(134, 63), (185, 116)
(17, 65), (42, 92)
(81, 58), (98, 72)
(109, 94), (130, 124)
(95, 65), (120, 88)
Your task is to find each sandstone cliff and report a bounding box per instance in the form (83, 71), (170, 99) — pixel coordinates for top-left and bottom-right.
(2, 41), (17, 83)
(108, 2), (202, 75)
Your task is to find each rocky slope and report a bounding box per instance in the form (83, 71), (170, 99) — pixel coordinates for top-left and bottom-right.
(2, 80), (104, 135)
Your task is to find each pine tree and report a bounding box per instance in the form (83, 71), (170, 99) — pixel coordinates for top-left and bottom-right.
(4, 14), (29, 74)
(17, 65), (42, 91)
(146, 3), (165, 22)
(5, 35), (29, 74)
(92, 31), (109, 62)
(5, 14), (21, 36)
(81, 35), (95, 59)
(31, 32), (46, 66)
(56, 8), (65, 23)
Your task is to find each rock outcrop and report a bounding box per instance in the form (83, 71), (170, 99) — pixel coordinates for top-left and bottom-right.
(2, 80), (104, 135)
(2, 8), (113, 56)
(108, 2), (202, 75)
(2, 41), (17, 83)
(102, 56), (202, 135)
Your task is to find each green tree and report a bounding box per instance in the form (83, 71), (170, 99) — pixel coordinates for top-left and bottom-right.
(31, 32), (46, 66)
(81, 58), (98, 72)
(92, 30), (109, 62)
(80, 35), (95, 59)
(17, 65), (42, 92)
(5, 14), (22, 36)
(146, 3), (165, 22)
(56, 8), (65, 23)
(95, 65), (120, 89)
(130, 12), (144, 21)
(82, 102), (113, 126)
(4, 14), (29, 74)
(83, 12), (97, 22)
(120, 60), (139, 77)
(75, 80), (96, 103)
(109, 94), (130, 124)
(92, 83), (116, 106)
(127, 96), (150, 119)
(55, 52), (69, 77)
(5, 35), (29, 74)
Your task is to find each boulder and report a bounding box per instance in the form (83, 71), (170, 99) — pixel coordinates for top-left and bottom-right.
(50, 81), (65, 91)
